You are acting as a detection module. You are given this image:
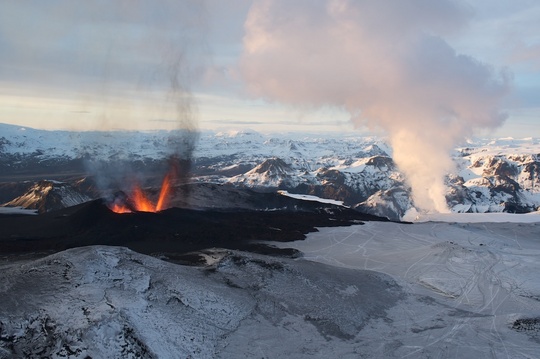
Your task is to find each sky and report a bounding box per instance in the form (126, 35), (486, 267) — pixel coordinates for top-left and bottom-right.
(0, 0), (539, 138)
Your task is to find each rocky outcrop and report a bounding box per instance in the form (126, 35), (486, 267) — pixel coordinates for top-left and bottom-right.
(2, 180), (92, 213)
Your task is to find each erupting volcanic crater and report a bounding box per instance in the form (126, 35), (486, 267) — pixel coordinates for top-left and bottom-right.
(0, 184), (388, 262)
(108, 171), (174, 214)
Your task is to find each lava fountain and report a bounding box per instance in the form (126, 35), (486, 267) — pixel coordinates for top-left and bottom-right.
(109, 170), (174, 213)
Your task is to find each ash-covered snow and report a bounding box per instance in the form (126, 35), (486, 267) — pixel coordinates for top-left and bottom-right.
(276, 220), (540, 357)
(0, 246), (403, 358)
(2, 219), (540, 357)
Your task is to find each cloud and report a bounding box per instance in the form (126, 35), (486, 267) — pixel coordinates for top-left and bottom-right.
(511, 43), (540, 71)
(0, 1), (208, 132)
(240, 0), (511, 212)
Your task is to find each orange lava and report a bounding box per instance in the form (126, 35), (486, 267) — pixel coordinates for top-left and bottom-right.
(156, 172), (172, 211)
(110, 203), (132, 214)
(110, 171), (174, 213)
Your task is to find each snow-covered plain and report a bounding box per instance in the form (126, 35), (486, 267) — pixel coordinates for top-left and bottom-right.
(403, 210), (540, 223)
(1, 219), (539, 357)
(275, 220), (540, 357)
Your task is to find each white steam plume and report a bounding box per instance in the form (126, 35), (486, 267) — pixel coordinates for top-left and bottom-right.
(240, 0), (511, 213)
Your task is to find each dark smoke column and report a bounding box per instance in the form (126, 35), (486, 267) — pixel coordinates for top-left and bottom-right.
(77, 1), (207, 204)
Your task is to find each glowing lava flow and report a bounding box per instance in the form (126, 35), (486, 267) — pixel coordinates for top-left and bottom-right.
(110, 172), (174, 213)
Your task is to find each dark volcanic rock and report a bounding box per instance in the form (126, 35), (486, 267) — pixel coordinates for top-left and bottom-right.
(0, 199), (387, 258)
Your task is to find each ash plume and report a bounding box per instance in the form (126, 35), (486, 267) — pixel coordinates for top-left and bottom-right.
(55, 1), (208, 202)
(240, 0), (511, 213)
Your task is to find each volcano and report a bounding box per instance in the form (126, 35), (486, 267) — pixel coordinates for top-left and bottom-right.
(108, 170), (175, 214)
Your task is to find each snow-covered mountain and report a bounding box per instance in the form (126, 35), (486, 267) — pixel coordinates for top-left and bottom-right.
(1, 123), (539, 219)
(3, 180), (92, 213)
(451, 141), (540, 214)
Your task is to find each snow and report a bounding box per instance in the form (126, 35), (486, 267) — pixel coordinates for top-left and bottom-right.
(0, 122), (390, 165)
(1, 123), (538, 169)
(3, 124), (540, 355)
(2, 220), (539, 357)
(0, 247), (255, 358)
(2, 121), (540, 218)
(0, 206), (38, 215)
(0, 246), (403, 358)
(275, 220), (540, 357)
(330, 158), (369, 173)
(403, 209), (540, 223)
(45, 179), (65, 184)
(278, 190), (346, 207)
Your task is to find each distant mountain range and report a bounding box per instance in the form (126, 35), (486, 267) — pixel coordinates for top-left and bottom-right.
(1, 123), (539, 219)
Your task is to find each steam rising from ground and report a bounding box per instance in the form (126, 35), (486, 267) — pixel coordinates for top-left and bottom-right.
(240, 0), (511, 212)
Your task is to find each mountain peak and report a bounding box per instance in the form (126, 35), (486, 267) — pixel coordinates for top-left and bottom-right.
(3, 180), (91, 213)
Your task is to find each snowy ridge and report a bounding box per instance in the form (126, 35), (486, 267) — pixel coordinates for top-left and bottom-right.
(1, 123), (539, 219)
(0, 124), (177, 160)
